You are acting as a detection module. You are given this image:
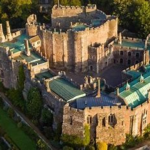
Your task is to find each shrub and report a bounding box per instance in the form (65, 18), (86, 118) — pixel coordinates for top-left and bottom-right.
(96, 142), (108, 150)
(7, 108), (15, 118)
(85, 145), (95, 150)
(17, 122), (22, 128)
(63, 146), (74, 150)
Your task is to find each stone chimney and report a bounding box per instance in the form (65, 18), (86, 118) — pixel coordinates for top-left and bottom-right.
(45, 80), (51, 92)
(118, 33), (122, 44)
(6, 21), (12, 41)
(116, 88), (119, 96)
(24, 39), (30, 56)
(0, 24), (5, 43)
(96, 77), (101, 98)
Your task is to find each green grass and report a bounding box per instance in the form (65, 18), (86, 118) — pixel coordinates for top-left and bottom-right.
(0, 107), (36, 150)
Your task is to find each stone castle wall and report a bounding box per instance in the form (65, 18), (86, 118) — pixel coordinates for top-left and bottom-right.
(62, 100), (150, 145)
(39, 17), (118, 72)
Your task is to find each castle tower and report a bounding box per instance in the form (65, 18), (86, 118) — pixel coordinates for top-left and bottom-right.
(0, 24), (5, 43)
(24, 39), (31, 56)
(6, 21), (13, 41)
(96, 77), (101, 98)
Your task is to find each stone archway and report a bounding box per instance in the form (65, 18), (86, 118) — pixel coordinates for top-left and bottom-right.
(145, 34), (150, 49)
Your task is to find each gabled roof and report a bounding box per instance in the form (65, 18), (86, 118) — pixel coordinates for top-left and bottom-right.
(119, 71), (150, 108)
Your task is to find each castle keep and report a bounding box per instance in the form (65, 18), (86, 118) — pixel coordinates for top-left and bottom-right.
(0, 4), (150, 146)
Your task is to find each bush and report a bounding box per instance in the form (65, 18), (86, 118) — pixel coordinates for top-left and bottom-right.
(96, 142), (108, 150)
(108, 145), (118, 150)
(17, 122), (22, 128)
(63, 146), (74, 150)
(7, 108), (15, 118)
(85, 145), (95, 150)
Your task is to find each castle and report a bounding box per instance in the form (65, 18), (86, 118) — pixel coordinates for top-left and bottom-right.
(0, 4), (150, 146)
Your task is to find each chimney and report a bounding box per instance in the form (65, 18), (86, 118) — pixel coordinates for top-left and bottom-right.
(24, 39), (30, 56)
(6, 21), (12, 41)
(118, 33), (122, 44)
(116, 88), (119, 96)
(96, 77), (101, 98)
(45, 80), (51, 92)
(0, 24), (5, 42)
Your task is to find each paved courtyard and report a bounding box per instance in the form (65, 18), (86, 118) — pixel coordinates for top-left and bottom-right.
(99, 64), (127, 87)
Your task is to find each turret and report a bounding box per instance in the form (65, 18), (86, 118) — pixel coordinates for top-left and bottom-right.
(0, 24), (5, 43)
(24, 39), (30, 56)
(6, 21), (12, 41)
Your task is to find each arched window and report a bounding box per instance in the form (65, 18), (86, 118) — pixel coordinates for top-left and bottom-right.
(102, 117), (106, 127)
(136, 53), (139, 58)
(120, 58), (123, 64)
(108, 114), (117, 127)
(128, 60), (131, 65)
(87, 115), (92, 124)
(70, 116), (73, 125)
(120, 51), (123, 55)
(128, 52), (131, 56)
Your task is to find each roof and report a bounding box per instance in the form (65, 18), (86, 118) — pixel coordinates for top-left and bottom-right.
(0, 34), (29, 53)
(14, 51), (46, 65)
(36, 71), (54, 81)
(49, 78), (86, 101)
(71, 93), (121, 109)
(29, 35), (40, 44)
(119, 71), (150, 108)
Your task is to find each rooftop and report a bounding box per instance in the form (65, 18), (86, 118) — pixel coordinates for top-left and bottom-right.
(49, 78), (86, 102)
(0, 34), (29, 53)
(36, 71), (55, 81)
(71, 93), (121, 109)
(119, 71), (150, 108)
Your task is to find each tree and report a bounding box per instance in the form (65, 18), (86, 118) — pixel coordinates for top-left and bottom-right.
(96, 142), (108, 150)
(41, 108), (53, 126)
(85, 145), (95, 150)
(26, 88), (43, 119)
(63, 146), (74, 150)
(61, 125), (90, 148)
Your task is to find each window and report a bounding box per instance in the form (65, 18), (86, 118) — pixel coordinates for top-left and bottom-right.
(70, 116), (73, 125)
(120, 51), (123, 55)
(128, 60), (131, 65)
(136, 53), (139, 58)
(120, 58), (123, 64)
(128, 52), (131, 56)
(102, 117), (106, 127)
(87, 116), (92, 124)
(108, 114), (117, 127)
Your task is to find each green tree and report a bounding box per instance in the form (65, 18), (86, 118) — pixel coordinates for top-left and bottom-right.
(41, 108), (53, 126)
(63, 146), (74, 150)
(26, 88), (43, 119)
(85, 145), (95, 150)
(61, 125), (90, 148)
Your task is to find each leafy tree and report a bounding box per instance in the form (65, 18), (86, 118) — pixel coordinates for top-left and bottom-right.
(17, 65), (25, 91)
(41, 108), (53, 126)
(63, 146), (74, 150)
(61, 125), (90, 148)
(26, 87), (43, 119)
(96, 142), (108, 150)
(85, 145), (95, 150)
(144, 124), (150, 139)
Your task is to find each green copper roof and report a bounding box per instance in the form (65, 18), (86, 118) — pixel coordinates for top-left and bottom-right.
(126, 70), (141, 79)
(49, 78), (86, 101)
(36, 71), (54, 80)
(119, 71), (150, 108)
(0, 34), (29, 53)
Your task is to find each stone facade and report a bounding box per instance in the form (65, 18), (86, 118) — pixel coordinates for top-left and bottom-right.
(62, 99), (150, 145)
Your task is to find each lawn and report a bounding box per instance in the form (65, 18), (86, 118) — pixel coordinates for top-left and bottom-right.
(0, 107), (36, 150)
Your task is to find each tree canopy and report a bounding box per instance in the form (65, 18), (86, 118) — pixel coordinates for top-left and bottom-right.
(26, 88), (43, 119)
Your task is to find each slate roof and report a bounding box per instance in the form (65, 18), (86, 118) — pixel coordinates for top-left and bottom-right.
(71, 93), (120, 109)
